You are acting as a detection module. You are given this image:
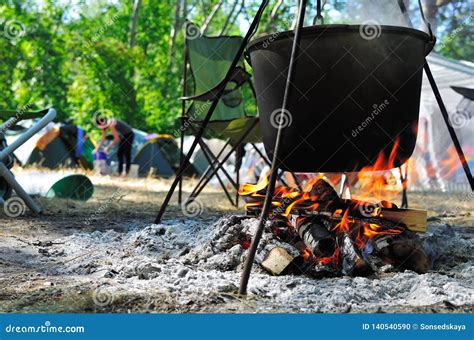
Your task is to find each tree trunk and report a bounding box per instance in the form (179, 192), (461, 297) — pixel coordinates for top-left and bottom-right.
(129, 0), (142, 48)
(220, 0), (239, 35)
(170, 0), (183, 52)
(201, 0), (224, 35)
(267, 0), (283, 31)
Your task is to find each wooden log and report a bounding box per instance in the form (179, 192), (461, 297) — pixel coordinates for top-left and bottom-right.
(296, 216), (336, 257)
(261, 247), (295, 276)
(379, 208), (427, 233)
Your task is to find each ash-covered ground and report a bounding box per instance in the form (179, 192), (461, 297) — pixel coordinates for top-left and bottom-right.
(0, 175), (473, 313)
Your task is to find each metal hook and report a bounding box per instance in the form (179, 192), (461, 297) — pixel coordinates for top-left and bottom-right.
(313, 0), (324, 25)
(417, 0), (435, 42)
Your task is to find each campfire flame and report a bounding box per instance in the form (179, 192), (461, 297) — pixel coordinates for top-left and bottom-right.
(239, 141), (408, 268)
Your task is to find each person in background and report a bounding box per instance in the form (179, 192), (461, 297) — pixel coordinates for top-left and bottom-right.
(94, 118), (134, 176)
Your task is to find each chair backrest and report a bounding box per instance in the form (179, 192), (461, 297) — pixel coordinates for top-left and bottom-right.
(185, 23), (250, 122)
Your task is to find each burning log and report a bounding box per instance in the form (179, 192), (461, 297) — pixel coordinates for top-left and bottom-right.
(363, 232), (430, 273)
(295, 216), (336, 258)
(242, 179), (427, 233)
(240, 178), (429, 277)
(339, 232), (372, 277)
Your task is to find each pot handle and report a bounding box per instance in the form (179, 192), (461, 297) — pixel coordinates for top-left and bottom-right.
(425, 35), (436, 56)
(416, 0), (437, 55)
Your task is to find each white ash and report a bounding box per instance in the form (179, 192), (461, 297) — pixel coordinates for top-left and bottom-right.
(21, 215), (474, 312)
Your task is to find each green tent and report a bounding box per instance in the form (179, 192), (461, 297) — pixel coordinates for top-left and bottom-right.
(6, 123), (94, 170)
(133, 135), (198, 178)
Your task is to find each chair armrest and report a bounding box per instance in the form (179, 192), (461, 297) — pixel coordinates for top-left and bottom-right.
(0, 108), (56, 160)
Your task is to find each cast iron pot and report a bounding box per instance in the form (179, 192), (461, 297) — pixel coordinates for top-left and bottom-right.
(247, 25), (435, 172)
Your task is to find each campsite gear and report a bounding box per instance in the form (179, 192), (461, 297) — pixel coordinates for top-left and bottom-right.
(239, 0), (473, 295)
(155, 2), (270, 221)
(36, 126), (59, 151)
(0, 108), (57, 213)
(6, 123), (94, 170)
(75, 127), (85, 158)
(173, 20), (261, 207)
(94, 151), (109, 175)
(16, 172), (94, 201)
(0, 135), (13, 201)
(247, 24), (435, 172)
(452, 86), (474, 101)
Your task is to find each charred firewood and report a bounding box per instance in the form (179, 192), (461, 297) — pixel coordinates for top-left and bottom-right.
(339, 233), (372, 277)
(363, 231), (430, 273)
(309, 179), (341, 204)
(296, 216), (336, 258)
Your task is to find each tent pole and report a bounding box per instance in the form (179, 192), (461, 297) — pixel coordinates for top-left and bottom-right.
(239, 0), (308, 295)
(155, 0), (270, 224)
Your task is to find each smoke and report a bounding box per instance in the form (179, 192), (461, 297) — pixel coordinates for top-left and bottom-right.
(324, 0), (409, 27)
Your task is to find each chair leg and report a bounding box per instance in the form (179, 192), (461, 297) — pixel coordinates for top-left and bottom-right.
(0, 163), (41, 214)
(189, 121), (259, 202)
(239, 0), (308, 295)
(187, 139), (233, 198)
(178, 122), (185, 205)
(194, 139), (236, 206)
(195, 135), (238, 188)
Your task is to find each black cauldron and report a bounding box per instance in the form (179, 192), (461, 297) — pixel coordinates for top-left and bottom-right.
(247, 25), (434, 172)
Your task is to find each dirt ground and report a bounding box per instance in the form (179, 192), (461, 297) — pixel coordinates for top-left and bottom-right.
(0, 171), (472, 313)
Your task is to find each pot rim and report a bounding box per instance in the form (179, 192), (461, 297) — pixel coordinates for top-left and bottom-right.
(247, 24), (432, 51)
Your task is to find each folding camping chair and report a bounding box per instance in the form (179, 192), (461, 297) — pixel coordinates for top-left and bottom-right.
(176, 21), (283, 208)
(0, 108), (57, 213)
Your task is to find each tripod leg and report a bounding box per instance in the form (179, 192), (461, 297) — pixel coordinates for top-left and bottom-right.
(239, 0), (308, 295)
(423, 63), (474, 191)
